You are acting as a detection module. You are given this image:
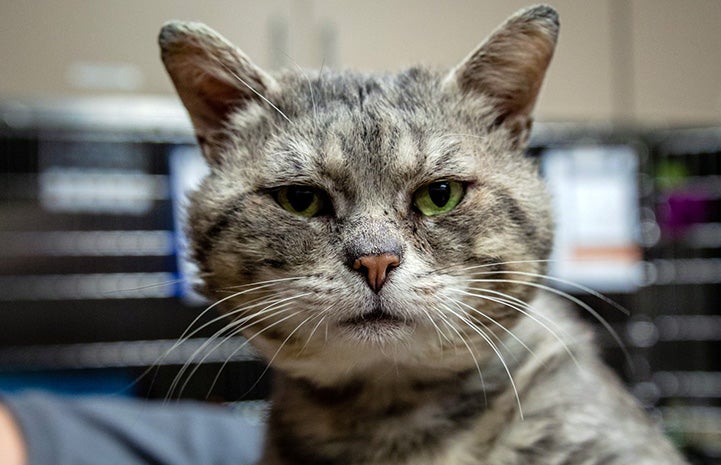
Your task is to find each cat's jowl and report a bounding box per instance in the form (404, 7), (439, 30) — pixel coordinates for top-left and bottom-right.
(159, 5), (686, 465)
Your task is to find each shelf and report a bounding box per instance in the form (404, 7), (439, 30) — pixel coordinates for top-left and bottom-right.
(0, 272), (178, 301)
(647, 258), (721, 285)
(0, 337), (259, 370)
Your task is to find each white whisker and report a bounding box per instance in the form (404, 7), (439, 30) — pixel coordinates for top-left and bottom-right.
(166, 293), (311, 400)
(174, 307), (305, 400)
(300, 306), (334, 353)
(467, 278), (631, 367)
(466, 268), (630, 316)
(213, 57), (292, 123)
(447, 294), (535, 362)
(439, 302), (523, 419)
(237, 312), (319, 398)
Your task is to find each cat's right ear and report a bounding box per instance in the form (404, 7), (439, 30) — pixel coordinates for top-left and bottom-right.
(159, 21), (278, 163)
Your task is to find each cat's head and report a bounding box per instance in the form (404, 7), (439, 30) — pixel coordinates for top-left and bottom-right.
(160, 5), (559, 382)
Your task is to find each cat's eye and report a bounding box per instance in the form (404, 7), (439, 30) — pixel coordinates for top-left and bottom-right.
(275, 186), (327, 217)
(413, 180), (465, 216)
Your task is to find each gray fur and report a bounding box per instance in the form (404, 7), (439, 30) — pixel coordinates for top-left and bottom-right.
(159, 5), (686, 464)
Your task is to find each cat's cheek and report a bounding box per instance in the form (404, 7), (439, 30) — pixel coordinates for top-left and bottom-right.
(409, 213), (482, 268)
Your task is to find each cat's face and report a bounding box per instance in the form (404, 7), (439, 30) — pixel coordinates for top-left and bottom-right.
(160, 6), (559, 382)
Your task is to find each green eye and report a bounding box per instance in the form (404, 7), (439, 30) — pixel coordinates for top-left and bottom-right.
(275, 186), (326, 217)
(413, 180), (465, 216)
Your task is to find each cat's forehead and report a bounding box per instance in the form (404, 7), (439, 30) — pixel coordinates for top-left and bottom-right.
(262, 116), (478, 198)
(259, 70), (483, 189)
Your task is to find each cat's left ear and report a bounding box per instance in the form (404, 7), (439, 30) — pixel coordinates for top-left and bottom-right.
(444, 5), (559, 146)
(159, 21), (278, 163)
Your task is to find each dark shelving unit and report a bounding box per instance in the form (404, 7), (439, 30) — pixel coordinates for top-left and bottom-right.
(0, 100), (718, 461)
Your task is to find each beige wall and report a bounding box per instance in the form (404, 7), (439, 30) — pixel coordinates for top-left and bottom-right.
(1, 0), (719, 124)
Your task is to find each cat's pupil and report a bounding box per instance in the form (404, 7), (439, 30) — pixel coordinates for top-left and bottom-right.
(428, 182), (451, 207)
(287, 187), (316, 212)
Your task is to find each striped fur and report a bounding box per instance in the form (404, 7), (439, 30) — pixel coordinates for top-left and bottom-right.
(160, 5), (687, 464)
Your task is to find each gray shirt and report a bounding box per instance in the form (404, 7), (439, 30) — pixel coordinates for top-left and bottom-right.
(3, 393), (265, 465)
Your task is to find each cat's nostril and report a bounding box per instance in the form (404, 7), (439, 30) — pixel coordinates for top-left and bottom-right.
(351, 253), (400, 293)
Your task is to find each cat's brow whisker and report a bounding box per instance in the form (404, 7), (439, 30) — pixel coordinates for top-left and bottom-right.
(212, 56), (292, 123)
(287, 56), (319, 127)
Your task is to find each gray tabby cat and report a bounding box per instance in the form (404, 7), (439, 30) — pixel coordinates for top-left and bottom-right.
(159, 5), (686, 465)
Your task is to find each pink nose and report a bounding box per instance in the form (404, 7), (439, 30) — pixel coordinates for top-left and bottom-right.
(352, 253), (400, 293)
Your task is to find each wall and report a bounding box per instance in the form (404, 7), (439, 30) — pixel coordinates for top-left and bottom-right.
(0, 0), (720, 124)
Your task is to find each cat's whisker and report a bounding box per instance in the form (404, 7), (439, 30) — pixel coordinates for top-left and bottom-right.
(177, 278), (301, 347)
(435, 304), (489, 407)
(186, 308), (307, 400)
(111, 277), (187, 294)
(300, 306), (335, 354)
(218, 276), (305, 291)
(172, 305), (306, 401)
(439, 302), (524, 419)
(166, 305), (288, 401)
(166, 293), (311, 400)
(445, 293), (536, 363)
(451, 287), (579, 368)
(466, 269), (630, 316)
(443, 297), (520, 364)
(418, 305), (453, 350)
(130, 286), (294, 395)
(418, 258), (550, 278)
(159, 291), (292, 373)
(237, 311), (321, 398)
(206, 309), (318, 400)
(451, 258), (552, 273)
(467, 278), (632, 368)
(292, 60), (320, 128)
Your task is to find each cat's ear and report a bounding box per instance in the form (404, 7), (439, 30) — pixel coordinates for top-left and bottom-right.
(445, 5), (559, 145)
(159, 21), (278, 163)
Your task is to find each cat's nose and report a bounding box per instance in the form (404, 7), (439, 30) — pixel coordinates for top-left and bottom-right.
(352, 254), (400, 293)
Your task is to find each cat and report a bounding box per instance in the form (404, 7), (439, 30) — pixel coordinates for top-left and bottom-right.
(159, 5), (687, 465)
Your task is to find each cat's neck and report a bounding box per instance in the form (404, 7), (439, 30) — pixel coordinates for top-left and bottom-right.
(264, 368), (503, 465)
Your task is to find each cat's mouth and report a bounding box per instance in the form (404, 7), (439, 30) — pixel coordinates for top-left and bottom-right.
(342, 306), (405, 327)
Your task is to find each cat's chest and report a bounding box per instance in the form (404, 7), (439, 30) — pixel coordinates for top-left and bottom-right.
(264, 373), (510, 465)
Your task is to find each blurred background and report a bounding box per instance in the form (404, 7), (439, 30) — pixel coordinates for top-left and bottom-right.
(0, 0), (719, 462)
